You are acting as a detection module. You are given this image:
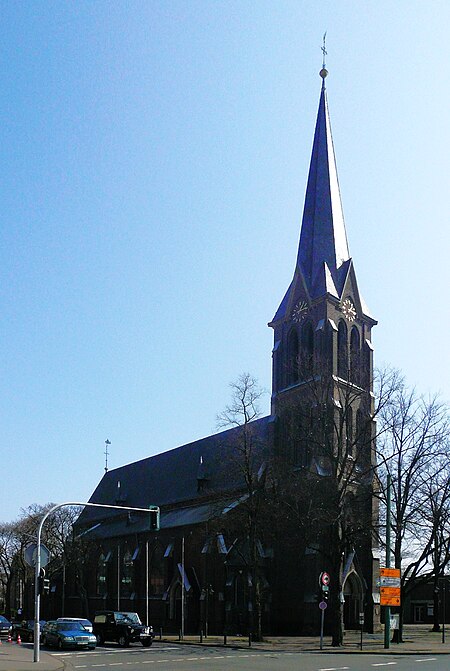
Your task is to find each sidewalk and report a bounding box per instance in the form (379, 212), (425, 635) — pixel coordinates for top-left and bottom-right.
(160, 624), (450, 655)
(0, 625), (448, 671)
(0, 641), (63, 671)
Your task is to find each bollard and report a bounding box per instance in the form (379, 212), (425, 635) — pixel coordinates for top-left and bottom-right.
(159, 627), (162, 641)
(179, 630), (181, 641)
(248, 632), (251, 647)
(200, 630), (203, 643)
(223, 633), (227, 645)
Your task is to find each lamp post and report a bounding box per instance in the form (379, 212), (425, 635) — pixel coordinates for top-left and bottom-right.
(33, 501), (158, 663)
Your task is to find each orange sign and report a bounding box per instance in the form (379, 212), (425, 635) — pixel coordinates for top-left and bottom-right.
(381, 586), (400, 595)
(381, 595), (401, 606)
(379, 567), (401, 606)
(380, 568), (401, 578)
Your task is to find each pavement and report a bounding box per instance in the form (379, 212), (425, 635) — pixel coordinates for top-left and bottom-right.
(0, 625), (449, 671)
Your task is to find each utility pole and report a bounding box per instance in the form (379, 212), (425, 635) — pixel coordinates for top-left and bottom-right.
(181, 535), (185, 640)
(146, 540), (149, 627)
(384, 474), (391, 649)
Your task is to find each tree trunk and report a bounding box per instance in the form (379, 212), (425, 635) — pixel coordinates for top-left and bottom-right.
(432, 576), (441, 632)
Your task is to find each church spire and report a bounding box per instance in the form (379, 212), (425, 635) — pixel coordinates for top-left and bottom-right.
(270, 66), (353, 325)
(296, 66), (350, 296)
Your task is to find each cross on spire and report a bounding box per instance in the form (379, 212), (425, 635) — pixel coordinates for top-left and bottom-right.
(321, 31), (327, 69)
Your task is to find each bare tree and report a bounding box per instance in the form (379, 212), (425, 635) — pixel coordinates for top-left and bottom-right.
(271, 364), (403, 645)
(0, 503), (84, 618)
(216, 373), (269, 641)
(376, 384), (449, 641)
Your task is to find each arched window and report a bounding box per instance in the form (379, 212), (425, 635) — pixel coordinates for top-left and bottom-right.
(121, 546), (134, 597)
(337, 320), (348, 379)
(149, 543), (165, 596)
(356, 406), (372, 467)
(350, 327), (360, 385)
(300, 321), (314, 379)
(287, 329), (299, 385)
(96, 552), (108, 596)
(361, 341), (372, 390)
(346, 406), (354, 457)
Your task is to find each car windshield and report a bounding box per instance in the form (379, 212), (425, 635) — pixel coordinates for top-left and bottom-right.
(58, 622), (85, 632)
(117, 612), (141, 625)
(0, 616), (9, 624)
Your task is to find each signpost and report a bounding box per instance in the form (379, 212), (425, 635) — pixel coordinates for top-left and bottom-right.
(319, 572), (330, 650)
(380, 567), (401, 607)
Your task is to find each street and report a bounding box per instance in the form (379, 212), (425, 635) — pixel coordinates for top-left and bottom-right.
(44, 643), (450, 671)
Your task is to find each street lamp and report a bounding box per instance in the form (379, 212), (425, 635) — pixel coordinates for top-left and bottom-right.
(33, 501), (159, 663)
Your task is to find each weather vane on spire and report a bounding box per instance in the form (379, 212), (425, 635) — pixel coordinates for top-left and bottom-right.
(320, 32), (328, 82)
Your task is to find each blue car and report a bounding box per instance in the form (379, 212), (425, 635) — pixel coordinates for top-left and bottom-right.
(41, 620), (97, 650)
(0, 616), (12, 638)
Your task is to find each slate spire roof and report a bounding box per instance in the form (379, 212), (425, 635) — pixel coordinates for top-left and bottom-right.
(297, 75), (350, 294)
(271, 70), (362, 324)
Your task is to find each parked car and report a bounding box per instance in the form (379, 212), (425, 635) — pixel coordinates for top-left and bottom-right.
(0, 616), (12, 638)
(93, 611), (154, 647)
(57, 617), (93, 633)
(41, 620), (97, 650)
(12, 620), (46, 642)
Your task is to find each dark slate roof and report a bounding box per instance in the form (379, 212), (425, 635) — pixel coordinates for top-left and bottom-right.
(271, 78), (375, 323)
(76, 416), (273, 530)
(297, 81), (349, 296)
(75, 499), (239, 540)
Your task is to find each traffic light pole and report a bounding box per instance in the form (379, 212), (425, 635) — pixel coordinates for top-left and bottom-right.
(33, 501), (159, 662)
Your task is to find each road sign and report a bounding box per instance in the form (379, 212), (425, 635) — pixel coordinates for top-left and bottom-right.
(381, 587), (401, 596)
(319, 601), (328, 610)
(380, 576), (401, 587)
(320, 572), (330, 586)
(24, 543), (50, 568)
(381, 595), (401, 606)
(380, 567), (400, 578)
(379, 567), (401, 606)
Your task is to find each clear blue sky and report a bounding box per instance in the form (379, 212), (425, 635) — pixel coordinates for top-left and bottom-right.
(1, 1), (449, 523)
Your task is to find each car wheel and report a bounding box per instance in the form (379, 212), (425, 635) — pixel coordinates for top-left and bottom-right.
(118, 634), (129, 647)
(141, 638), (153, 647)
(96, 633), (104, 646)
(27, 632), (33, 643)
(41, 635), (47, 647)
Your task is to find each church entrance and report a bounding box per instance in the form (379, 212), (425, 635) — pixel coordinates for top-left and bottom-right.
(343, 572), (363, 630)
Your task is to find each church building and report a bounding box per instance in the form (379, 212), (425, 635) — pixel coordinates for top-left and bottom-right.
(71, 67), (380, 637)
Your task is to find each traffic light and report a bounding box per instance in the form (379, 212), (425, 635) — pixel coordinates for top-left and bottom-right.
(148, 505), (160, 531)
(37, 568), (49, 595)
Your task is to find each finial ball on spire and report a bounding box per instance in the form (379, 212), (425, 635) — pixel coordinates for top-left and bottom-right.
(320, 68), (328, 79)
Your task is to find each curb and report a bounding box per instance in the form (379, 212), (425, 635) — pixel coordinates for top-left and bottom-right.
(159, 638), (450, 655)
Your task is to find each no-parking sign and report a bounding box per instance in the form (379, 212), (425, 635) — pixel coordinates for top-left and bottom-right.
(319, 571), (330, 586)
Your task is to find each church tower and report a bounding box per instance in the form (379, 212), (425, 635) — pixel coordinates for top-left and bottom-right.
(268, 66), (380, 634)
(269, 66), (377, 438)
